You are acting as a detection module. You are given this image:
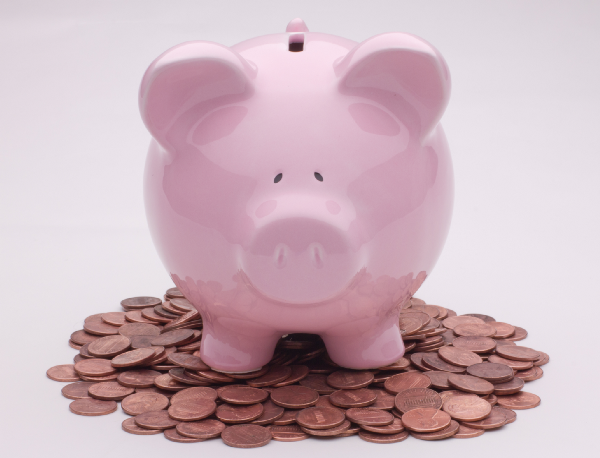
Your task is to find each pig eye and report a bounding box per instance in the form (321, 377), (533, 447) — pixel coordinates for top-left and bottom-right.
(274, 173), (283, 183)
(314, 172), (323, 182)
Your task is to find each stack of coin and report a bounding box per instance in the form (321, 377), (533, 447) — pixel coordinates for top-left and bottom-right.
(46, 291), (548, 447)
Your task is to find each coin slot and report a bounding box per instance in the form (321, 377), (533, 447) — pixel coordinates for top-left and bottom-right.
(289, 33), (304, 52)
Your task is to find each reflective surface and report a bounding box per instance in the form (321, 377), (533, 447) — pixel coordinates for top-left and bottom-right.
(141, 19), (453, 371)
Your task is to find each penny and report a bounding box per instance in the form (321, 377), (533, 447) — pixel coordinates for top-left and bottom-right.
(361, 416), (404, 434)
(47, 364), (80, 382)
(121, 417), (162, 435)
(135, 410), (180, 430)
(247, 365), (292, 387)
(83, 320), (120, 336)
(80, 373), (119, 382)
(251, 400), (285, 425)
(128, 335), (156, 349)
(400, 311), (431, 328)
(330, 388), (377, 408)
(410, 420), (460, 440)
(117, 369), (161, 388)
(142, 307), (171, 323)
(74, 358), (117, 377)
(422, 353), (466, 373)
(270, 424), (309, 441)
(154, 304), (179, 319)
(69, 340), (83, 350)
(443, 395), (492, 421)
(118, 323), (161, 337)
(486, 394), (498, 406)
(453, 423), (485, 438)
(216, 403), (264, 423)
(447, 374), (495, 395)
(219, 386), (269, 405)
(399, 316), (424, 335)
(70, 330), (101, 346)
(346, 408), (394, 426)
(87, 335), (131, 358)
(493, 377), (525, 395)
(88, 381), (134, 400)
(101, 312), (127, 327)
(154, 373), (189, 391)
(496, 391), (541, 410)
(271, 385), (319, 409)
(69, 398), (118, 416)
(121, 296), (162, 310)
(151, 329), (195, 347)
(121, 392), (169, 415)
(439, 390), (478, 405)
(169, 297), (194, 312)
(505, 326), (528, 341)
(467, 362), (514, 383)
(170, 386), (218, 405)
(462, 313), (496, 323)
(495, 406), (517, 424)
(221, 424), (271, 448)
(496, 345), (540, 361)
(272, 365), (310, 387)
(299, 374), (335, 394)
(301, 419), (351, 436)
(516, 366), (544, 382)
(452, 336), (496, 353)
(442, 316), (485, 329)
(410, 353), (431, 371)
(296, 406), (346, 429)
(411, 304), (441, 318)
(111, 348), (156, 368)
(401, 408), (451, 432)
(61, 381), (96, 399)
(195, 370), (235, 383)
(169, 368), (211, 386)
(175, 419), (225, 439)
(533, 351), (550, 366)
(273, 410), (298, 425)
(425, 371), (451, 390)
(384, 372), (431, 394)
(462, 406), (508, 430)
(379, 357), (411, 371)
(162, 310), (200, 332)
(395, 388), (442, 414)
(438, 346), (483, 367)
(490, 322), (515, 338)
(223, 367), (270, 380)
(488, 354), (533, 371)
(453, 323), (497, 337)
(168, 399), (217, 421)
(371, 388), (396, 409)
(359, 429), (409, 443)
(164, 428), (204, 443)
(124, 310), (155, 324)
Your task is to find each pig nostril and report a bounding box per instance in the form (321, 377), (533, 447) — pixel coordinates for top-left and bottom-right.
(274, 173), (282, 183)
(309, 243), (325, 269)
(314, 172), (323, 182)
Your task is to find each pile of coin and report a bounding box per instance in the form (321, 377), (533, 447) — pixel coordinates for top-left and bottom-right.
(46, 290), (548, 447)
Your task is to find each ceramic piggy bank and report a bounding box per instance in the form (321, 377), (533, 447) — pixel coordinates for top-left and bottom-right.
(140, 19), (453, 372)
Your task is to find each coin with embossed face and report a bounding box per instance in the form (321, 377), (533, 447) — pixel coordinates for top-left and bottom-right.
(296, 407), (345, 429)
(221, 424), (272, 448)
(395, 387), (443, 414)
(496, 391), (541, 410)
(384, 372), (431, 394)
(401, 408), (451, 433)
(443, 396), (492, 421)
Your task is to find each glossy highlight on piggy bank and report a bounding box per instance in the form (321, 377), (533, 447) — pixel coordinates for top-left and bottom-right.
(140, 19), (453, 372)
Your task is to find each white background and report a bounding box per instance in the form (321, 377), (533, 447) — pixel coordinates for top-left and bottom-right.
(1, 1), (598, 457)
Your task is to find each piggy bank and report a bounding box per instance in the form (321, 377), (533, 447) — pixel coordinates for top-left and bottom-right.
(140, 18), (453, 372)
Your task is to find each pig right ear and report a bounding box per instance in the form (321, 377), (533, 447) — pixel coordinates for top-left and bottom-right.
(139, 42), (256, 148)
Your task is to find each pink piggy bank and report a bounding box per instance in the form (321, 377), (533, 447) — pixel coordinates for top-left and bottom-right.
(140, 19), (453, 372)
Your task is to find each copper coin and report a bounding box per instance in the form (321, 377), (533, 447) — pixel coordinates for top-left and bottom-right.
(494, 406), (517, 424)
(272, 365), (310, 387)
(154, 373), (189, 391)
(151, 329), (195, 347)
(379, 357), (411, 371)
(384, 371), (431, 394)
(47, 364), (80, 382)
(142, 307), (171, 323)
(301, 419), (351, 436)
(220, 367), (269, 380)
(399, 316), (425, 335)
(346, 407), (393, 426)
(87, 335), (130, 358)
(216, 403), (264, 423)
(462, 313), (496, 323)
(69, 340), (83, 350)
(496, 345), (540, 361)
(124, 310), (155, 324)
(411, 419), (460, 440)
(516, 366), (544, 382)
(129, 335), (156, 349)
(273, 410), (298, 425)
(371, 388), (396, 409)
(401, 407), (451, 432)
(247, 365), (292, 387)
(422, 353), (466, 373)
(135, 410), (180, 430)
(467, 362), (514, 383)
(162, 310), (200, 332)
(439, 390), (478, 405)
(101, 312), (127, 327)
(80, 373), (118, 382)
(70, 330), (100, 346)
(154, 304), (179, 319)
(111, 348), (155, 368)
(219, 386), (269, 405)
(270, 424), (309, 442)
(168, 399), (217, 421)
(271, 385), (319, 409)
(122, 417), (162, 435)
(170, 386), (218, 404)
(251, 400), (285, 425)
(394, 387), (443, 413)
(359, 429), (409, 443)
(299, 373), (335, 394)
(121, 296), (162, 310)
(443, 395), (492, 421)
(533, 351), (550, 366)
(452, 336), (497, 353)
(438, 346), (483, 367)
(447, 374), (495, 395)
(221, 424), (271, 448)
(61, 381), (96, 400)
(495, 339), (517, 347)
(117, 369), (161, 388)
(169, 297), (194, 312)
(118, 323), (161, 338)
(163, 428), (203, 443)
(162, 353), (204, 371)
(361, 416), (404, 434)
(84, 313), (104, 324)
(488, 354), (533, 371)
(411, 304), (441, 318)
(135, 386), (175, 398)
(175, 419), (225, 439)
(505, 326), (528, 341)
(462, 406), (508, 430)
(487, 394), (498, 406)
(74, 358), (117, 377)
(167, 368), (210, 386)
(78, 343), (94, 359)
(496, 391), (541, 410)
(296, 406), (346, 429)
(442, 316), (485, 329)
(330, 388), (377, 408)
(454, 323), (497, 337)
(69, 398), (118, 416)
(83, 320), (120, 336)
(490, 322), (515, 338)
(493, 376), (525, 395)
(121, 392), (169, 415)
(425, 371), (451, 390)
(409, 353), (431, 371)
(88, 381), (134, 400)
(454, 423), (485, 438)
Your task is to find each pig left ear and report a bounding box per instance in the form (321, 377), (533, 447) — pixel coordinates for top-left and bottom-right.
(335, 33), (450, 138)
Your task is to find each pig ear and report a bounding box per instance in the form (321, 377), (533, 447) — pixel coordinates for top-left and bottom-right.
(139, 41), (256, 147)
(335, 33), (450, 138)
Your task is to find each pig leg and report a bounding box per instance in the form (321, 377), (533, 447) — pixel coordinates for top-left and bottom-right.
(321, 318), (405, 369)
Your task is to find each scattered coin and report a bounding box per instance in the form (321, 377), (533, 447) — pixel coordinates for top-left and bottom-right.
(361, 416), (405, 434)
(135, 410), (180, 430)
(493, 377), (525, 395)
(329, 388), (377, 408)
(121, 297), (162, 310)
(69, 398), (118, 416)
(118, 323), (161, 338)
(401, 408), (451, 433)
(359, 429), (410, 443)
(299, 374), (335, 394)
(466, 362), (514, 383)
(88, 381), (134, 400)
(516, 366), (544, 382)
(270, 424), (309, 442)
(506, 326), (528, 341)
(496, 391), (541, 410)
(425, 371), (451, 390)
(270, 386), (319, 409)
(438, 346), (483, 367)
(251, 400), (285, 425)
(216, 403), (264, 423)
(117, 369), (161, 388)
(452, 336), (497, 353)
(442, 316), (485, 329)
(87, 335), (131, 358)
(301, 419), (351, 436)
(490, 322), (515, 338)
(247, 365), (292, 387)
(461, 406), (508, 430)
(447, 374), (495, 395)
(176, 419), (226, 439)
(422, 353), (466, 373)
(218, 386), (269, 405)
(111, 348), (156, 368)
(61, 381), (96, 400)
(167, 353), (209, 371)
(495, 345), (541, 362)
(453, 423), (485, 439)
(164, 428), (204, 443)
(327, 370), (374, 389)
(121, 392), (170, 415)
(168, 399), (217, 421)
(453, 323), (496, 337)
(384, 371), (431, 394)
(47, 364), (80, 382)
(221, 424), (272, 448)
(443, 396), (492, 421)
(345, 408), (394, 426)
(296, 406), (345, 429)
(74, 358), (117, 377)
(488, 354), (533, 371)
(170, 386), (218, 404)
(410, 420), (460, 440)
(122, 417), (162, 435)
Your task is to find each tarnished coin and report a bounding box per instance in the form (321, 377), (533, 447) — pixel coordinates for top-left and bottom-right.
(361, 417), (404, 434)
(490, 322), (515, 338)
(169, 297), (194, 312)
(117, 370), (161, 388)
(135, 410), (180, 430)
(516, 366), (544, 382)
(488, 354), (533, 371)
(296, 406), (346, 429)
(69, 398), (118, 416)
(247, 365), (293, 387)
(453, 323), (497, 337)
(384, 371), (431, 394)
(410, 420), (460, 440)
(221, 424), (272, 448)
(272, 410), (298, 425)
(177, 419), (226, 439)
(164, 428), (204, 443)
(121, 296), (162, 310)
(299, 374), (335, 394)
(88, 381), (134, 400)
(169, 367), (212, 386)
(87, 335), (131, 358)
(346, 408), (394, 426)
(118, 323), (161, 338)
(447, 374), (495, 395)
(533, 351), (550, 366)
(111, 348), (156, 368)
(327, 370), (374, 389)
(151, 329), (195, 347)
(122, 417), (162, 435)
(83, 320), (120, 336)
(493, 377), (525, 395)
(401, 408), (451, 432)
(425, 371), (451, 390)
(452, 336), (496, 353)
(462, 313), (495, 323)
(442, 316), (485, 329)
(121, 392), (169, 415)
(329, 388), (377, 408)
(379, 357), (411, 371)
(495, 345), (540, 361)
(496, 391), (541, 410)
(70, 330), (101, 346)
(359, 429), (409, 443)
(219, 386), (269, 405)
(74, 358), (117, 377)
(438, 346), (483, 367)
(154, 373), (189, 391)
(399, 316), (425, 335)
(168, 399), (217, 421)
(466, 363), (514, 383)
(505, 326), (528, 341)
(167, 353), (209, 371)
(439, 390), (478, 405)
(443, 396), (492, 421)
(47, 364), (80, 382)
(170, 386), (218, 405)
(371, 388), (396, 409)
(395, 387), (443, 413)
(272, 365), (310, 387)
(422, 353), (466, 373)
(124, 310), (155, 324)
(216, 403), (264, 423)
(462, 406), (508, 430)
(101, 312), (127, 327)
(271, 386), (319, 409)
(270, 424), (309, 442)
(301, 420), (351, 436)
(494, 406), (517, 424)
(251, 400), (285, 425)
(453, 423), (485, 439)
(61, 381), (95, 400)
